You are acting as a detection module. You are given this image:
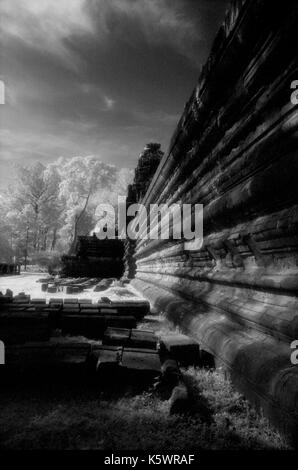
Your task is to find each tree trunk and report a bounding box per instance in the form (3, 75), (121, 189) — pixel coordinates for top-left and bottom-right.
(68, 216), (79, 255)
(68, 191), (91, 255)
(51, 228), (57, 251)
(43, 228), (48, 251)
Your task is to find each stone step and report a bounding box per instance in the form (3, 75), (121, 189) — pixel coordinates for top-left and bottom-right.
(90, 345), (123, 373)
(90, 345), (161, 382)
(103, 328), (157, 350)
(49, 298), (64, 307)
(159, 334), (200, 366)
(130, 329), (158, 350)
(31, 299), (47, 305)
(121, 348), (161, 381)
(104, 315), (136, 330)
(103, 327), (131, 346)
(79, 307), (101, 315)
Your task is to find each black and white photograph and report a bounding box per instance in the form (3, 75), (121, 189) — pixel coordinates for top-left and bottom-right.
(0, 0), (298, 460)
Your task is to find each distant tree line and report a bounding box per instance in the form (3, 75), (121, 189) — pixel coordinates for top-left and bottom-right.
(0, 156), (132, 265)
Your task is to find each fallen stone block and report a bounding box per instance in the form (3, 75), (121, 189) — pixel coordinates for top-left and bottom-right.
(169, 381), (189, 415)
(25, 307), (38, 313)
(121, 348), (161, 382)
(62, 305), (80, 314)
(13, 295), (30, 304)
(93, 286), (106, 292)
(54, 342), (91, 368)
(93, 280), (111, 292)
(130, 329), (157, 350)
(47, 286), (57, 293)
(91, 345), (122, 366)
(31, 300), (47, 311)
(200, 350), (215, 368)
(80, 304), (99, 310)
(159, 334), (200, 366)
(101, 296), (112, 304)
(63, 298), (79, 304)
(31, 298), (47, 305)
(103, 327), (131, 346)
(49, 298), (63, 309)
(71, 287), (81, 294)
(7, 305), (27, 312)
(99, 307), (119, 315)
(102, 328), (157, 349)
(104, 315), (137, 329)
(41, 283), (48, 292)
(89, 345), (123, 379)
(80, 307), (101, 315)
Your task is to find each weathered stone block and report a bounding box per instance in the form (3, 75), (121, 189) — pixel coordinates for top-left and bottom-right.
(103, 327), (131, 346)
(104, 315), (137, 329)
(159, 334), (200, 366)
(121, 348), (161, 381)
(47, 286), (57, 293)
(130, 329), (157, 350)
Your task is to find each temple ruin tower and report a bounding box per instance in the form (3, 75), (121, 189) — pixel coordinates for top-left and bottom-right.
(123, 143), (163, 278)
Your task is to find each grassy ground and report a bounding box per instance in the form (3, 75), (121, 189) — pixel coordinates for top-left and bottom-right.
(0, 367), (289, 450)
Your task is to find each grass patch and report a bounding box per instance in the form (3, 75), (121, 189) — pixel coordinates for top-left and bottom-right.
(0, 365), (290, 450)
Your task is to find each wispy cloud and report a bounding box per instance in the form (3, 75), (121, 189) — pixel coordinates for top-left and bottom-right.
(0, 0), (94, 69)
(80, 84), (116, 111)
(103, 96), (116, 110)
(0, 0), (204, 67)
(89, 0), (203, 63)
(0, 0), (229, 188)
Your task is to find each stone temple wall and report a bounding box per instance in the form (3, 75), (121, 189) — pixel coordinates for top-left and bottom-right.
(127, 0), (298, 443)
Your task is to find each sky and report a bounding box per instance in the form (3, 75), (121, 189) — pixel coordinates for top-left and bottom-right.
(0, 0), (229, 187)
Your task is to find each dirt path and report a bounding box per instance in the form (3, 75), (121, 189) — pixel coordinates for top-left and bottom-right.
(0, 273), (144, 303)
